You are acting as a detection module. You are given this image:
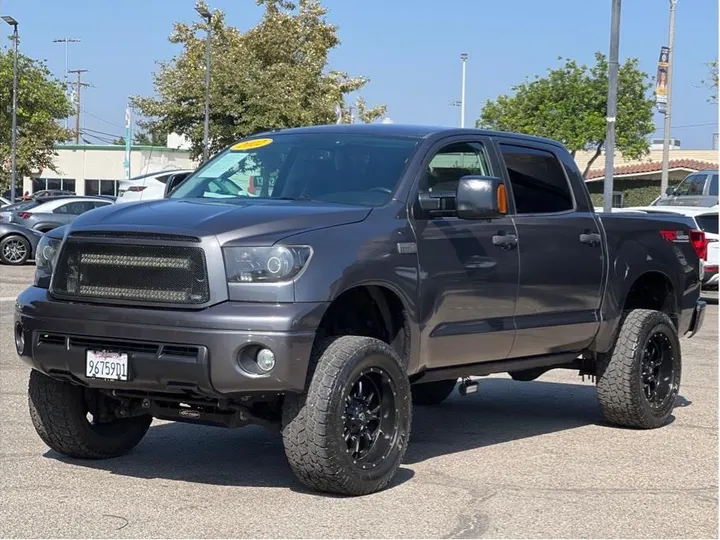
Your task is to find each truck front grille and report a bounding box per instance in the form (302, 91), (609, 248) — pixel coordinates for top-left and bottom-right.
(51, 240), (210, 305)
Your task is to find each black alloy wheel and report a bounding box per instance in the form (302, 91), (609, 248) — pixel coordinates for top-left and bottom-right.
(343, 367), (399, 468)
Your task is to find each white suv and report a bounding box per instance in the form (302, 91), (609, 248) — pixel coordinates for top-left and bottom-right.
(117, 169), (194, 203)
(626, 205), (719, 289)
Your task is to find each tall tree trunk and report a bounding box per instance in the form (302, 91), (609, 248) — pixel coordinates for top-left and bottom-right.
(582, 142), (605, 179)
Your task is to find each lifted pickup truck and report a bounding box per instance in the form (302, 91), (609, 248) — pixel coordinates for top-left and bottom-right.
(15, 125), (706, 496)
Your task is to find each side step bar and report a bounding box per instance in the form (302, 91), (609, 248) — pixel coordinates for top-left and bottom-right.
(409, 352), (581, 385)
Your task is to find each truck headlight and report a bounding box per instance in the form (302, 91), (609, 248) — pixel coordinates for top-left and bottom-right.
(34, 235), (61, 288)
(223, 246), (312, 283)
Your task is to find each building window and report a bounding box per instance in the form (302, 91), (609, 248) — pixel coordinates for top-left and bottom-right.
(32, 178), (76, 193)
(85, 179), (119, 196)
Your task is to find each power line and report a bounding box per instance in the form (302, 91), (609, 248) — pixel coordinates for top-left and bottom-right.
(84, 110), (125, 129)
(669, 122), (718, 129)
(81, 126), (123, 139)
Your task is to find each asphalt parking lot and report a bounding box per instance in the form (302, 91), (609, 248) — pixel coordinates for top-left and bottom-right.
(1, 263), (717, 539)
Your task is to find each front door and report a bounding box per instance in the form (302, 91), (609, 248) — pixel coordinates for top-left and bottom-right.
(411, 137), (519, 370)
(495, 141), (605, 358)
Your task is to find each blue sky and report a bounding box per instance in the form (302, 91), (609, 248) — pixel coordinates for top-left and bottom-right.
(2, 0), (718, 148)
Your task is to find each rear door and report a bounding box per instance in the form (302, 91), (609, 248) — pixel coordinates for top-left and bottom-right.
(495, 140), (605, 358)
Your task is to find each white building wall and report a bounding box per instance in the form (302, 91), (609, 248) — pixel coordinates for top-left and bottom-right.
(23, 145), (198, 196)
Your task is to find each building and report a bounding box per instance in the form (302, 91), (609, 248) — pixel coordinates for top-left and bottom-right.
(20, 143), (197, 197)
(576, 148), (718, 207)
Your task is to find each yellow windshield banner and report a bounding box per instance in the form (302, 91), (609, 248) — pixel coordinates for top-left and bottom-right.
(231, 138), (273, 151)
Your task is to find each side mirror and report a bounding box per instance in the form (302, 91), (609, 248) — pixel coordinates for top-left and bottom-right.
(456, 175), (508, 219)
(164, 173), (189, 198)
(665, 187), (675, 196)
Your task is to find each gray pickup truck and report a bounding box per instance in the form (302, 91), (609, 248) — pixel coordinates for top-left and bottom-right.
(15, 125), (706, 496)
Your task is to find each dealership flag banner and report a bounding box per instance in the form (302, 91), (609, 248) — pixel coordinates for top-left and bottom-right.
(655, 46), (670, 113)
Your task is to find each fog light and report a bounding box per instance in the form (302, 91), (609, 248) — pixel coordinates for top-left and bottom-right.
(14, 323), (25, 355)
(256, 348), (276, 372)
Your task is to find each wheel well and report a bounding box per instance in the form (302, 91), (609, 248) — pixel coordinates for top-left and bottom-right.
(315, 285), (410, 365)
(623, 271), (677, 327)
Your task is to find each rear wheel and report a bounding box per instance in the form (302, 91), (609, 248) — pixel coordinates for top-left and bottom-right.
(281, 336), (412, 496)
(596, 309), (681, 429)
(0, 234), (30, 265)
(411, 379), (457, 405)
(28, 370), (152, 459)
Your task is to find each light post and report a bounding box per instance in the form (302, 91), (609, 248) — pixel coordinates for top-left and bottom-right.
(3, 15), (19, 203)
(603, 0), (622, 213)
(196, 5), (212, 162)
(660, 0), (677, 197)
(460, 53), (468, 128)
(53, 38), (81, 130)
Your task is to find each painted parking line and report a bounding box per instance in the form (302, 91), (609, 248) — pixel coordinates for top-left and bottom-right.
(0, 297), (17, 302)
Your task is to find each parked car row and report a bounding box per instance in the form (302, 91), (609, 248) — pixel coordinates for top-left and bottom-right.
(0, 195), (116, 265)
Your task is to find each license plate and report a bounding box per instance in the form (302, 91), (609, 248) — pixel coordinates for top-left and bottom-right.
(85, 350), (128, 381)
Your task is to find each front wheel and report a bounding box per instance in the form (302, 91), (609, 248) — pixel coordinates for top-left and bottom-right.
(596, 309), (681, 429)
(281, 336), (412, 496)
(28, 370), (152, 459)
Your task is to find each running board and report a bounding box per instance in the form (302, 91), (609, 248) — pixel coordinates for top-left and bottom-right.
(409, 352), (581, 384)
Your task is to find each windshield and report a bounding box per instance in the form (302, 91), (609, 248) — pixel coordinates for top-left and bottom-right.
(696, 214), (719, 235)
(170, 133), (421, 207)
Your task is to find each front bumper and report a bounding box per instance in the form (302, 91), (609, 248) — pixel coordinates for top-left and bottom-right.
(684, 299), (706, 339)
(14, 286), (328, 397)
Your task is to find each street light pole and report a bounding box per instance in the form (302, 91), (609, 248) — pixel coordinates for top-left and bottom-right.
(460, 53), (468, 128)
(3, 15), (19, 203)
(603, 0), (622, 213)
(196, 6), (212, 162)
(660, 0), (677, 196)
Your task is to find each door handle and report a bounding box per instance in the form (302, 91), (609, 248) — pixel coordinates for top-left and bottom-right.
(579, 231), (601, 246)
(492, 232), (517, 249)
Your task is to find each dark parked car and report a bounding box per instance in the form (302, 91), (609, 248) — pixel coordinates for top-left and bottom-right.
(0, 223), (43, 265)
(14, 125), (706, 496)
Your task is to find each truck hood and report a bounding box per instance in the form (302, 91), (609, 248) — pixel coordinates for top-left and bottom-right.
(69, 198), (373, 244)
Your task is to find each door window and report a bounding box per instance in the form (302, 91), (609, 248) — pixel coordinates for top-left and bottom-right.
(424, 141), (491, 196)
(673, 173), (707, 196)
(499, 144), (573, 214)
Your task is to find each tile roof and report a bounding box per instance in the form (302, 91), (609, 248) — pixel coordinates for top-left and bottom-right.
(586, 159), (718, 180)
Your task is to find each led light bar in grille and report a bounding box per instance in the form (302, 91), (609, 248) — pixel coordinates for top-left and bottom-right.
(80, 253), (191, 269)
(78, 285), (191, 302)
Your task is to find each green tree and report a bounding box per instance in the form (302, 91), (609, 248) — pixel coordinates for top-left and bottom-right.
(0, 44), (73, 193)
(700, 59), (718, 103)
(132, 0), (386, 160)
(476, 52), (655, 177)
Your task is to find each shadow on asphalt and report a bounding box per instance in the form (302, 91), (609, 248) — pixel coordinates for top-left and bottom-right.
(43, 377), (690, 492)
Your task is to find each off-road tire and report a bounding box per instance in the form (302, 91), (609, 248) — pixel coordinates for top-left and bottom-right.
(281, 336), (412, 496)
(411, 379), (457, 405)
(0, 234), (30, 265)
(28, 370), (152, 459)
(596, 309), (681, 429)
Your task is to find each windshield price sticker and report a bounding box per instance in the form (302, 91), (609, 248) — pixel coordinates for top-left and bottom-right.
(231, 138), (273, 151)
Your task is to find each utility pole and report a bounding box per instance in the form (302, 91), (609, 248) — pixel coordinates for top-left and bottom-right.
(603, 0), (622, 213)
(68, 69), (89, 144)
(460, 53), (468, 128)
(53, 38), (81, 129)
(660, 0), (677, 196)
(2, 15), (19, 203)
